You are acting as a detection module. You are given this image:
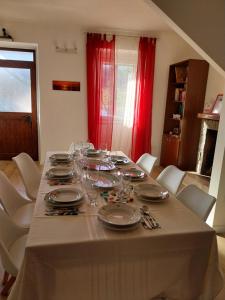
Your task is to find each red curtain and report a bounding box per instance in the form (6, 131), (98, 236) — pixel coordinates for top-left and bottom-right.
(86, 33), (115, 150)
(131, 37), (156, 162)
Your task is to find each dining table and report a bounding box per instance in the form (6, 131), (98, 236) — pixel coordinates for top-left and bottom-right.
(8, 151), (223, 300)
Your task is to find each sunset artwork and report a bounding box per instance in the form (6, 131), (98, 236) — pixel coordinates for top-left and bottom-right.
(52, 80), (80, 91)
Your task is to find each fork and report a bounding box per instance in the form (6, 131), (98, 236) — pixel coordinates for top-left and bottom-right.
(141, 205), (161, 229)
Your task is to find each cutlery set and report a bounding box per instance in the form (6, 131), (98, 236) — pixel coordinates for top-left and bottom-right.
(140, 205), (160, 230)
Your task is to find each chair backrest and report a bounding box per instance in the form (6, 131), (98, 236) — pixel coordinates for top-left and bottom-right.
(156, 165), (186, 195)
(136, 153), (157, 175)
(177, 184), (216, 221)
(0, 171), (27, 216)
(0, 208), (27, 276)
(12, 153), (41, 201)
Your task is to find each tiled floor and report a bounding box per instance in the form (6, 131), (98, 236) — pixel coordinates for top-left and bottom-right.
(0, 161), (224, 299)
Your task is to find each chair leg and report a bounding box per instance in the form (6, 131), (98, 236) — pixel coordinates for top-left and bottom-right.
(2, 271), (9, 286)
(1, 276), (16, 296)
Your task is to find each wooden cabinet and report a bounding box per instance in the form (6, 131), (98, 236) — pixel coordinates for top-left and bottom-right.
(160, 59), (209, 170)
(161, 134), (180, 166)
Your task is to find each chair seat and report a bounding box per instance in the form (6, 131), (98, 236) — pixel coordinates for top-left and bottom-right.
(8, 234), (27, 276)
(12, 203), (34, 228)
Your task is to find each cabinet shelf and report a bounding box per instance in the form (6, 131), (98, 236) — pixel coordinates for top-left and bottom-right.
(160, 59), (209, 170)
(171, 118), (182, 121)
(172, 82), (186, 85)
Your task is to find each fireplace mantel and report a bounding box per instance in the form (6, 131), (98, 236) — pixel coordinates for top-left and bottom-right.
(197, 113), (220, 121)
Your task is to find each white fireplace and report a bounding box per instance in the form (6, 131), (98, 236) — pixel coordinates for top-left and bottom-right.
(197, 118), (219, 176)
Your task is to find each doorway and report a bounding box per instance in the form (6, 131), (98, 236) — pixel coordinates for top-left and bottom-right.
(0, 48), (38, 160)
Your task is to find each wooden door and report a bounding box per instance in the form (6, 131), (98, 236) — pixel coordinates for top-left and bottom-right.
(0, 48), (38, 160)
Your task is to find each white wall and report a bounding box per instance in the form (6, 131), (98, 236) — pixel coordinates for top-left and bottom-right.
(0, 21), (88, 162)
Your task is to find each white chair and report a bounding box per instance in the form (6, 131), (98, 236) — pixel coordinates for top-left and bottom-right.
(0, 208), (28, 296)
(0, 171), (34, 228)
(12, 152), (41, 201)
(156, 165), (186, 195)
(177, 184), (216, 221)
(136, 153), (157, 175)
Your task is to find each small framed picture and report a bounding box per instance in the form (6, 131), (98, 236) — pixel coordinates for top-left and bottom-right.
(211, 94), (223, 114)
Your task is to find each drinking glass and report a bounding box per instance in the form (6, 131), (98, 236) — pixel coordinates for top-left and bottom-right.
(82, 171), (98, 207)
(122, 175), (133, 200)
(73, 157), (83, 183)
(114, 170), (124, 202)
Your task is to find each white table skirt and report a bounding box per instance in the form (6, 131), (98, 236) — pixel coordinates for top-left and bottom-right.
(9, 152), (223, 300)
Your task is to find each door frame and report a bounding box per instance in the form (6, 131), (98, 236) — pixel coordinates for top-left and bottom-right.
(0, 47), (38, 160)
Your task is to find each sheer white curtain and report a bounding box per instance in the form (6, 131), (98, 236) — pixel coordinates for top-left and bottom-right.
(111, 36), (138, 156)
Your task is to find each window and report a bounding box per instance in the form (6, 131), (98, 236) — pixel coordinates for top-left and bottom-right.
(0, 50), (34, 61)
(111, 46), (138, 155)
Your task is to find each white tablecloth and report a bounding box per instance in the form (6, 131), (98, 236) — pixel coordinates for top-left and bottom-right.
(9, 152), (223, 300)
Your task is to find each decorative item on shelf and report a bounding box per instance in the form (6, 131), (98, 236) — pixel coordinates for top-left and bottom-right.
(172, 127), (180, 135)
(177, 102), (184, 117)
(52, 80), (80, 91)
(173, 114), (181, 120)
(175, 88), (186, 102)
(181, 90), (186, 101)
(199, 94), (223, 121)
(203, 94), (223, 114)
(0, 28), (13, 42)
(54, 41), (77, 54)
(175, 88), (180, 101)
(211, 94), (223, 114)
(175, 66), (187, 83)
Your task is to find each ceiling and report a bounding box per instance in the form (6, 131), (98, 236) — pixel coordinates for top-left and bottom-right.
(0, 0), (169, 32)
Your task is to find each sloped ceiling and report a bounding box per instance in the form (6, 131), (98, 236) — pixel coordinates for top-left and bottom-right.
(0, 0), (169, 32)
(149, 0), (225, 74)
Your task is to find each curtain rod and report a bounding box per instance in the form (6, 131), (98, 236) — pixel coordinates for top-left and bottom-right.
(84, 31), (158, 39)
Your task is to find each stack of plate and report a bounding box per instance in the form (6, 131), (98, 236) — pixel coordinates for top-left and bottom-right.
(49, 153), (73, 164)
(81, 159), (116, 171)
(110, 155), (130, 165)
(44, 188), (84, 208)
(46, 167), (74, 180)
(98, 203), (141, 231)
(85, 149), (104, 157)
(122, 168), (145, 181)
(135, 183), (169, 202)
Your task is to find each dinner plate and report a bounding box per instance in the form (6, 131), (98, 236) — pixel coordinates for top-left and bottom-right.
(44, 188), (84, 205)
(122, 168), (145, 180)
(98, 203), (141, 228)
(46, 198), (84, 208)
(110, 155), (130, 165)
(85, 149), (104, 157)
(49, 153), (73, 163)
(91, 173), (120, 189)
(135, 183), (169, 201)
(46, 167), (74, 179)
(81, 159), (116, 171)
(98, 219), (140, 231)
